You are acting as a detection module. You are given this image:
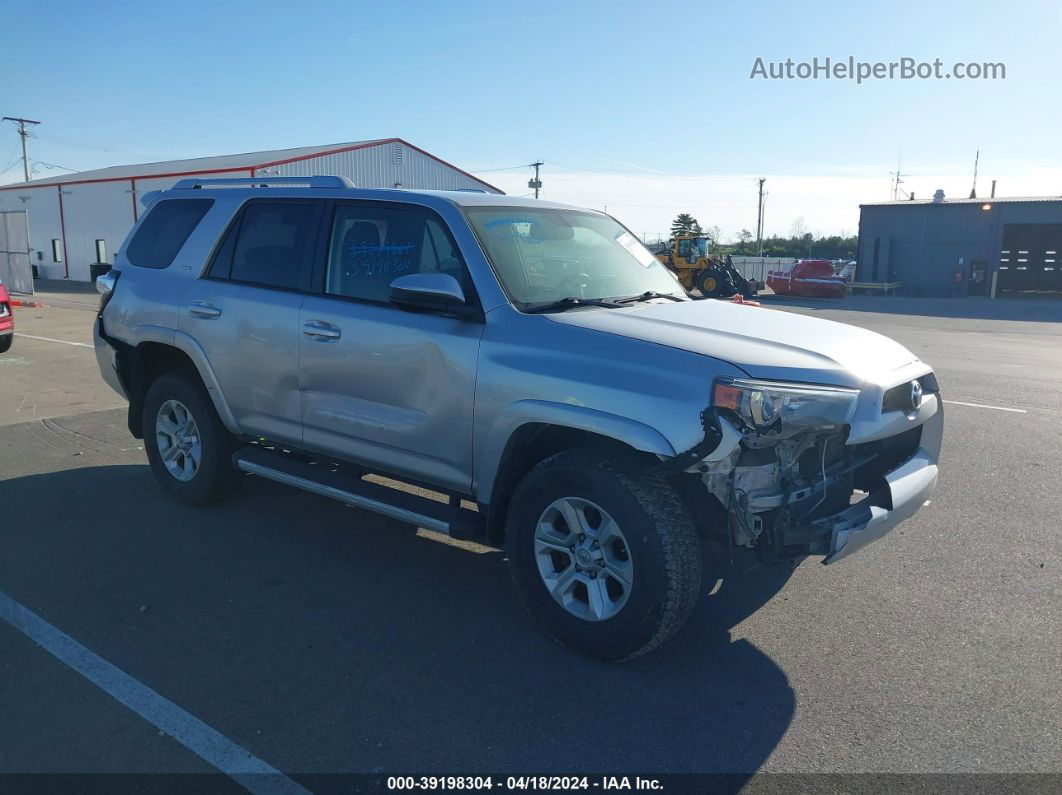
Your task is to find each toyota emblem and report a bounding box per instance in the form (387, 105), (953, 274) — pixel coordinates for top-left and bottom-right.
(909, 380), (923, 411)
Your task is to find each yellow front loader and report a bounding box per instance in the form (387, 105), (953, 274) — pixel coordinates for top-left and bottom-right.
(656, 235), (758, 298)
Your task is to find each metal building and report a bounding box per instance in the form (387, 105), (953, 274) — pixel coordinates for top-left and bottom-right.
(0, 138), (501, 283)
(858, 193), (1062, 298)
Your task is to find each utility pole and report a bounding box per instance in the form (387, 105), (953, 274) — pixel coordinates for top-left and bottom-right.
(2, 116), (41, 182)
(969, 149), (980, 199)
(528, 161), (543, 199)
(755, 178), (766, 257)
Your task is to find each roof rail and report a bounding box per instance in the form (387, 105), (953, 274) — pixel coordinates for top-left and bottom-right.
(170, 176), (355, 190)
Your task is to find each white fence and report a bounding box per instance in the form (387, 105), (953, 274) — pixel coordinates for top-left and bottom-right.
(727, 257), (798, 284)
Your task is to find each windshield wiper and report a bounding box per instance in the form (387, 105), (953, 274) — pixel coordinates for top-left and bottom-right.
(612, 291), (685, 304)
(522, 296), (625, 314)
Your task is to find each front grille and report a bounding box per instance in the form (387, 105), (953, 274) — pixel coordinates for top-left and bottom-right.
(882, 373), (938, 414)
(850, 425), (922, 491)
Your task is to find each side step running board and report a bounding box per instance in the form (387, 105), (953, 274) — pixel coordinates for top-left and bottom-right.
(232, 447), (485, 540)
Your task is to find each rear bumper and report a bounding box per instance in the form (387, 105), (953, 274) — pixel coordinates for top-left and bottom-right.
(93, 317), (127, 399)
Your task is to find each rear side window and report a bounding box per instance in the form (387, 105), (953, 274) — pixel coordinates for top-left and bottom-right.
(126, 199), (213, 269)
(210, 202), (319, 291)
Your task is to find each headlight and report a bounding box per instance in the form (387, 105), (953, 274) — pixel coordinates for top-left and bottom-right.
(712, 378), (858, 432)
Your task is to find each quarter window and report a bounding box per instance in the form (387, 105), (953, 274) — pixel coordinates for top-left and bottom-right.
(127, 199), (213, 269)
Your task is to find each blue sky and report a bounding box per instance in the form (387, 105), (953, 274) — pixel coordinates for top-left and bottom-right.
(2, 0), (1058, 239)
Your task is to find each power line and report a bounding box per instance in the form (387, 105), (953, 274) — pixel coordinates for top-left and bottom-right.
(547, 161), (759, 181)
(2, 116), (41, 182)
(468, 164), (530, 173)
(33, 160), (81, 173)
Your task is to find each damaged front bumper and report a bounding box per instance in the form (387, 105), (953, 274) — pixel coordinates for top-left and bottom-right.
(820, 446), (937, 563)
(795, 385), (943, 563)
(689, 365), (943, 565)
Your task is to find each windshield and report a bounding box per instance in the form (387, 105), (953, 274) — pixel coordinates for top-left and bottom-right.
(466, 207), (687, 308)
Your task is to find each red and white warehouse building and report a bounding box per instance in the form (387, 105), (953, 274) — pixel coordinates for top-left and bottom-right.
(0, 138), (501, 283)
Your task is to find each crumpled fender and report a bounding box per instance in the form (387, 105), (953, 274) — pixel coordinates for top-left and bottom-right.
(475, 399), (676, 502)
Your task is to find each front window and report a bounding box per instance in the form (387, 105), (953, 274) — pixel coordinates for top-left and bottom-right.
(677, 237), (709, 261)
(466, 207), (686, 308)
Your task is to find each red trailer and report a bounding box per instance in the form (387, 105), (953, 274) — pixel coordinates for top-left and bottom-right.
(0, 280), (13, 353)
(767, 259), (847, 298)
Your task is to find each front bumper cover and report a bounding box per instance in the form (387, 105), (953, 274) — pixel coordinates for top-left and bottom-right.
(819, 447), (938, 563)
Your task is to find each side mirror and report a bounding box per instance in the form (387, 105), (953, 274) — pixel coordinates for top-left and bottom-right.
(389, 272), (466, 313)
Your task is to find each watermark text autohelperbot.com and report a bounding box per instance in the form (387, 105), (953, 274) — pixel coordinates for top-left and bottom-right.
(750, 56), (1005, 83)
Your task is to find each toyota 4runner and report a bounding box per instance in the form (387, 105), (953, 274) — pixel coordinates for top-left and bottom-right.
(94, 176), (942, 660)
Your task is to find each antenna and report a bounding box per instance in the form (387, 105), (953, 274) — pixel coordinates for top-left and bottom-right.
(969, 149), (980, 199)
(890, 151), (911, 200)
(889, 151), (911, 200)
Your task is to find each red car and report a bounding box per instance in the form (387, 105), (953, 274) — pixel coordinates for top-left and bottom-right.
(767, 259), (847, 298)
(0, 279), (12, 353)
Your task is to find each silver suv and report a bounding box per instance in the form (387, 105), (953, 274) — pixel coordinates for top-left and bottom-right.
(94, 176), (942, 660)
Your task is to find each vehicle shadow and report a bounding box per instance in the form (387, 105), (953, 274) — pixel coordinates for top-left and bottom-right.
(0, 464), (796, 780)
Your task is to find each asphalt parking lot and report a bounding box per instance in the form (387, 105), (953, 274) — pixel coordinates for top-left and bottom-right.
(1, 287), (1060, 788)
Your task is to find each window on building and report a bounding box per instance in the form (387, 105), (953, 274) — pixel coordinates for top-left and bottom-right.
(127, 199), (214, 269)
(51, 239), (62, 263)
(225, 202), (320, 290)
(94, 239), (107, 264)
(325, 203), (467, 303)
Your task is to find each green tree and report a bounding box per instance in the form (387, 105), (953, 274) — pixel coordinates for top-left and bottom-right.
(670, 213), (700, 238)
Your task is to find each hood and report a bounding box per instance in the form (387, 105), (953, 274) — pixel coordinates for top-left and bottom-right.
(547, 299), (919, 387)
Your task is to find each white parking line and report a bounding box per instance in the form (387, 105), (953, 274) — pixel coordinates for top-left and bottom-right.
(0, 589), (309, 795)
(14, 333), (93, 349)
(944, 399), (1028, 414)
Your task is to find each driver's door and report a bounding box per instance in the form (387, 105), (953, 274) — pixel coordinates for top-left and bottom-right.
(298, 200), (484, 493)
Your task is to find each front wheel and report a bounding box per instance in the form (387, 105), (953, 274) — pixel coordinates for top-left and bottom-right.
(506, 448), (702, 660)
(696, 268), (726, 297)
(0, 335), (11, 354)
(143, 371), (239, 505)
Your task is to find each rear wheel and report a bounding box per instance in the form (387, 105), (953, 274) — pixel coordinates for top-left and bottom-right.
(0, 335), (11, 354)
(143, 371), (239, 505)
(505, 448), (702, 660)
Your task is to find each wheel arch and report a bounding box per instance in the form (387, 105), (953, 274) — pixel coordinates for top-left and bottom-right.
(477, 401), (676, 544)
(120, 331), (241, 439)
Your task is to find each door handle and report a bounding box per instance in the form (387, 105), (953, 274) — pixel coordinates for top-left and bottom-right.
(189, 301), (222, 319)
(302, 320), (341, 341)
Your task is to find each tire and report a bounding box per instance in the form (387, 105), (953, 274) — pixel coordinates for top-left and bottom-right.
(505, 447), (702, 661)
(0, 335), (11, 354)
(696, 269), (726, 298)
(143, 370), (239, 505)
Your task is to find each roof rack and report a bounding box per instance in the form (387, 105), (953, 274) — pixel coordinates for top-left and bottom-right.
(170, 176), (355, 190)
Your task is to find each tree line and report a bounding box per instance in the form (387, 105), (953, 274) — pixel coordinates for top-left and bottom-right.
(669, 213), (857, 260)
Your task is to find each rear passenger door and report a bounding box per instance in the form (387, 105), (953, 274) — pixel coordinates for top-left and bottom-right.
(182, 199), (323, 445)
(298, 200), (483, 493)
